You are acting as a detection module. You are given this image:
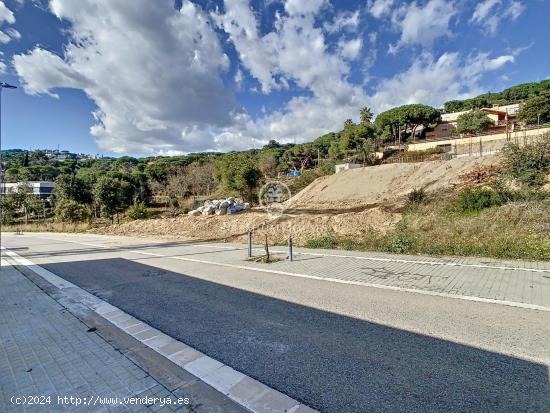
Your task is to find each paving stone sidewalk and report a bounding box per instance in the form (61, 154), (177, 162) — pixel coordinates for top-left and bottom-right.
(0, 263), (189, 413)
(122, 240), (550, 308)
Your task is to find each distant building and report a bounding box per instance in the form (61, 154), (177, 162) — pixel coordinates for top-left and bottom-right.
(335, 163), (362, 173)
(0, 181), (55, 200)
(426, 103), (521, 140)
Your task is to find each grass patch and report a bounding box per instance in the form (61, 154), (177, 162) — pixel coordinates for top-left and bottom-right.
(303, 195), (550, 260)
(455, 188), (503, 213)
(1, 221), (95, 233)
(303, 231), (338, 249)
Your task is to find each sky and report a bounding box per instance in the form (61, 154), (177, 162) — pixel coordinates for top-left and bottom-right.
(0, 0), (549, 157)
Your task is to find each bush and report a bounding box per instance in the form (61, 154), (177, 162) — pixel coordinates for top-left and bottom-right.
(168, 196), (179, 209)
(501, 138), (550, 187)
(456, 188), (503, 213)
(126, 203), (151, 220)
(383, 220), (415, 253)
(304, 232), (337, 249)
(408, 188), (426, 205)
(55, 199), (91, 223)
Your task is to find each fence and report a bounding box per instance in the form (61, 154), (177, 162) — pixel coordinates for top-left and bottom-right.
(383, 128), (549, 164)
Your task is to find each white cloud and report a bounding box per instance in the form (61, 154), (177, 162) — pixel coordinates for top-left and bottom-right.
(370, 52), (515, 112)
(472, 0), (501, 22)
(471, 0), (525, 35)
(324, 10), (360, 33)
(14, 0), (239, 154)
(0, 27), (21, 43)
(0, 60), (6, 74)
(367, 0), (394, 18)
(505, 1), (525, 20)
(0, 30), (9, 43)
(0, 0), (19, 46)
(389, 0), (457, 53)
(11, 0), (524, 154)
(6, 27), (20, 39)
(234, 68), (244, 91)
(338, 37), (362, 60)
(0, 1), (15, 24)
(284, 0), (328, 16)
(213, 0), (370, 144)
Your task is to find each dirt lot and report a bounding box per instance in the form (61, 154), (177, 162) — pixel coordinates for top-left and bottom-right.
(93, 156), (497, 245)
(94, 206), (401, 245)
(287, 156), (497, 211)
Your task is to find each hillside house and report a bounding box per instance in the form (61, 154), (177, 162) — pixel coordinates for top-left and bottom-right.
(426, 104), (520, 140)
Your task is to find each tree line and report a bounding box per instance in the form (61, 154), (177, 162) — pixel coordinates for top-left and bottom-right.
(2, 79), (549, 225)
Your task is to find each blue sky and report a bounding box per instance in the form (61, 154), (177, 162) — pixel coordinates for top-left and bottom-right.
(0, 0), (549, 156)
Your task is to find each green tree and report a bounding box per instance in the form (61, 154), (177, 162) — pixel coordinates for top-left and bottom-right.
(54, 174), (93, 204)
(456, 110), (495, 135)
(328, 140), (342, 160)
(258, 151), (280, 178)
(0, 195), (16, 224)
(4, 183), (42, 224)
(375, 104), (440, 144)
(518, 90), (550, 125)
(444, 79), (550, 112)
(360, 107), (374, 125)
(215, 153), (262, 200)
(339, 123), (377, 156)
(93, 176), (133, 223)
(357, 139), (378, 166)
(55, 199), (91, 223)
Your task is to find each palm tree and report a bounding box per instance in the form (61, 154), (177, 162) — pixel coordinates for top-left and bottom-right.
(360, 107), (374, 125)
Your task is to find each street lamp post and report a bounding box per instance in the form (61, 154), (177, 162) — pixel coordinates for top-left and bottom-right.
(0, 82), (17, 259)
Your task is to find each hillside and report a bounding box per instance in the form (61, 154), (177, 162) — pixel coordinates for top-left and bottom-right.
(287, 156), (496, 211)
(443, 79), (550, 112)
(93, 156), (496, 244)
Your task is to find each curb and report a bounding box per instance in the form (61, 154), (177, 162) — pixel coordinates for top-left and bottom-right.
(2, 247), (318, 413)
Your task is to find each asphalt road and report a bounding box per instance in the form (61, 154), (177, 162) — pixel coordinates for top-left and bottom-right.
(3, 233), (550, 413)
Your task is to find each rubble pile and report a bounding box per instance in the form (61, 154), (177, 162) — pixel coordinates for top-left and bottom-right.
(188, 197), (250, 217)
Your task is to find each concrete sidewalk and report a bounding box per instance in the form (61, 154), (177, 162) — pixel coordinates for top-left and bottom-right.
(0, 262), (241, 413)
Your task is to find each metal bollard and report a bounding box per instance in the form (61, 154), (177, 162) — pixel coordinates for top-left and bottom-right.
(288, 237), (293, 262)
(247, 229), (252, 258)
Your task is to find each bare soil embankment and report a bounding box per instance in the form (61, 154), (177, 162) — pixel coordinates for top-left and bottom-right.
(92, 156), (496, 244)
(286, 156), (496, 211)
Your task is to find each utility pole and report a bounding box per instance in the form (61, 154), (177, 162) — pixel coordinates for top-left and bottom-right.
(0, 82), (17, 259)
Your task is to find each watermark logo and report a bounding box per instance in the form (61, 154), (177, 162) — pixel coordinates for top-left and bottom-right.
(258, 181), (291, 217)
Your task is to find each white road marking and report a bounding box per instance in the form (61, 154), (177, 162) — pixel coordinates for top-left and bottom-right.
(128, 250), (550, 313)
(17, 233), (550, 273)
(2, 247), (315, 413)
(5, 236), (550, 312)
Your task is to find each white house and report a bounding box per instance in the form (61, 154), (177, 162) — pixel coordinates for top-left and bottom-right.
(0, 181), (55, 199)
(335, 163), (362, 173)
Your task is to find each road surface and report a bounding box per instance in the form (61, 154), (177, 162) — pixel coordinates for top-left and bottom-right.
(3, 232), (550, 413)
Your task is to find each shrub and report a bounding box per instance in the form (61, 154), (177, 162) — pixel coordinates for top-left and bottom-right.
(408, 188), (426, 205)
(304, 232), (337, 249)
(383, 220), (415, 253)
(55, 199), (91, 223)
(501, 138), (550, 187)
(168, 196), (179, 209)
(456, 188), (503, 213)
(126, 203), (151, 220)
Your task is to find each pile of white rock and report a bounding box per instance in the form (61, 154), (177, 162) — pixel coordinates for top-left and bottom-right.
(188, 197), (250, 217)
